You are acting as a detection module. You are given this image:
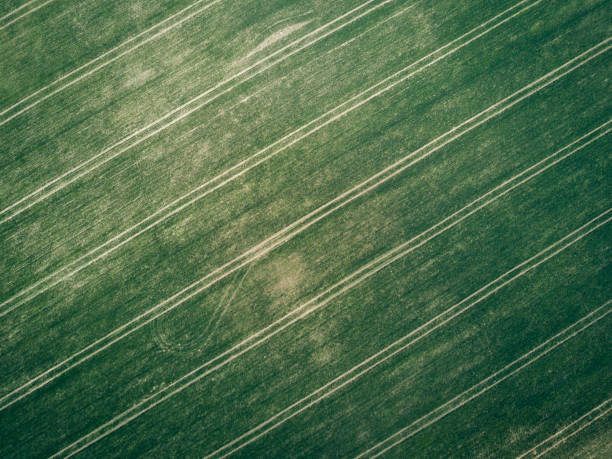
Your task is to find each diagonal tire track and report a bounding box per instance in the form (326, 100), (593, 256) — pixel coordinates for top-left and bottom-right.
(517, 397), (612, 458)
(0, 0), (56, 31)
(0, 0), (41, 22)
(0, 0), (549, 315)
(208, 211), (612, 458)
(357, 300), (612, 458)
(0, 0), (224, 117)
(1, 34), (608, 411)
(0, 0), (396, 223)
(46, 151), (611, 457)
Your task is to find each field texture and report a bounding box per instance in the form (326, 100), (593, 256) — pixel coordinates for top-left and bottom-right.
(1, 0), (611, 457)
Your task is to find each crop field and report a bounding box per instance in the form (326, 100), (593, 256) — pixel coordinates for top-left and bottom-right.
(0, 0), (611, 457)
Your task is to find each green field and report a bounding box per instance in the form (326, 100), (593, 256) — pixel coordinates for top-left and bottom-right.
(0, 0), (610, 457)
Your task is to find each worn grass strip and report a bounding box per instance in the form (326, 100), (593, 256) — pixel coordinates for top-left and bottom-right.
(517, 398), (612, 458)
(0, 42), (606, 411)
(0, 0), (394, 222)
(356, 300), (612, 458)
(206, 212), (612, 458)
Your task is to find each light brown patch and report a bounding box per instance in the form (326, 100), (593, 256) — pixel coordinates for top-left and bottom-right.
(268, 253), (306, 299)
(123, 64), (157, 89)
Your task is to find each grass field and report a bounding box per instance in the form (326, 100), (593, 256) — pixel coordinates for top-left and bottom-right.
(0, 0), (610, 457)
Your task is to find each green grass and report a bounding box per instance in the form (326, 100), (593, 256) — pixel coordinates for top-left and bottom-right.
(0, 0), (610, 457)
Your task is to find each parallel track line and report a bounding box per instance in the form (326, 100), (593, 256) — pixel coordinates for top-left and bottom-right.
(0, 0), (551, 315)
(47, 161), (611, 458)
(517, 397), (612, 458)
(0, 0), (392, 218)
(2, 31), (606, 412)
(211, 212), (612, 458)
(358, 300), (612, 458)
(0, 0), (56, 31)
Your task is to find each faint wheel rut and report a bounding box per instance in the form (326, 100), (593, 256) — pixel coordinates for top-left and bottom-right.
(153, 264), (252, 355)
